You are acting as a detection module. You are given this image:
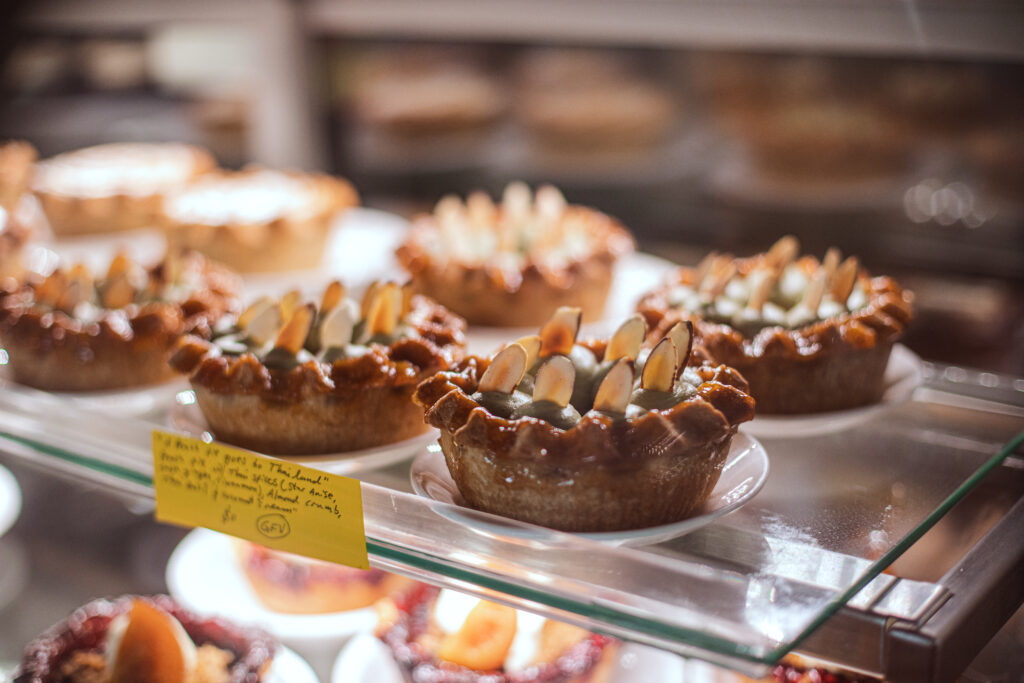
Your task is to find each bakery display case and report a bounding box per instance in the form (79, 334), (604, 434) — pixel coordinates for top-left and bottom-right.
(2, 1), (1023, 681)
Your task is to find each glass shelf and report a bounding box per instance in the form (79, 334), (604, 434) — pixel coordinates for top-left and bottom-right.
(1, 212), (1022, 673)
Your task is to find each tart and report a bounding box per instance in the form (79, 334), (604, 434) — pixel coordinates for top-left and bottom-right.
(397, 183), (634, 328)
(414, 306), (755, 532)
(237, 541), (412, 614)
(161, 167), (358, 273)
(14, 594), (276, 683)
(377, 583), (618, 683)
(637, 236), (914, 414)
(1, 140), (37, 213)
(170, 280), (466, 455)
(32, 142), (216, 236)
(0, 250), (240, 392)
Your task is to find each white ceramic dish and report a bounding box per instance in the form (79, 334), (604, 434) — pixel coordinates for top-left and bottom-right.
(167, 528), (378, 646)
(265, 645), (319, 683)
(170, 389), (435, 474)
(742, 344), (924, 440)
(410, 431), (769, 547)
(57, 379), (188, 417)
(0, 463), (22, 538)
(331, 632), (686, 683)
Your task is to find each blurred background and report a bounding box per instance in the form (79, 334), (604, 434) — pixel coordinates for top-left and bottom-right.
(1, 0), (1022, 372)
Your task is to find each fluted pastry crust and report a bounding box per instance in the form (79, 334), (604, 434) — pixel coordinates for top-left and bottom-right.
(0, 252), (240, 391)
(637, 255), (914, 414)
(414, 340), (755, 532)
(171, 295), (466, 454)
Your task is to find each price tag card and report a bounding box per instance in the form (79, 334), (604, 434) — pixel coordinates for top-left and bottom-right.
(153, 430), (368, 570)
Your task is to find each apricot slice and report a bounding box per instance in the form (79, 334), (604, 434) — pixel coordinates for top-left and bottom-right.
(109, 600), (196, 683)
(437, 600), (517, 671)
(533, 619), (589, 665)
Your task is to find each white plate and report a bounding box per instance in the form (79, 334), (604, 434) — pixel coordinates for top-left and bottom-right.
(60, 379), (188, 416)
(331, 632), (686, 683)
(742, 345), (924, 440)
(410, 432), (769, 547)
(464, 252), (676, 355)
(167, 528), (378, 647)
(0, 464), (22, 538)
(170, 390), (435, 474)
(266, 645), (319, 683)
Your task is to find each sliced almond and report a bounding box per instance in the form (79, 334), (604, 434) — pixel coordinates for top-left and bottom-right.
(535, 185), (567, 222)
(821, 247), (841, 283)
(831, 256), (859, 303)
(513, 334), (542, 368)
(35, 269), (67, 306)
(502, 181), (532, 217)
(467, 191), (497, 229)
(320, 281), (346, 313)
(244, 299), (283, 347)
(434, 194), (467, 236)
(701, 260), (737, 299)
(593, 359), (634, 413)
(366, 282), (400, 336)
(666, 320), (694, 371)
(692, 251), (719, 288)
(400, 283), (414, 318)
(279, 289), (302, 321)
(274, 303), (315, 354)
(766, 235), (800, 270)
(106, 252), (133, 281)
(320, 300), (358, 349)
(57, 264), (93, 310)
(801, 268), (828, 312)
(745, 269), (776, 312)
(604, 315), (646, 362)
(360, 281), (381, 319)
(102, 277), (136, 309)
(538, 306), (581, 358)
(479, 343), (528, 393)
(641, 337), (677, 392)
(532, 355), (575, 407)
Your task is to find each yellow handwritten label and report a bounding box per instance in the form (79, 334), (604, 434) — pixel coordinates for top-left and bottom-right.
(153, 430), (368, 570)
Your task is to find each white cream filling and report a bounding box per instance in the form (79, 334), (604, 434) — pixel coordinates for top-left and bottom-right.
(34, 144), (199, 198)
(434, 589), (547, 673)
(165, 171), (317, 225)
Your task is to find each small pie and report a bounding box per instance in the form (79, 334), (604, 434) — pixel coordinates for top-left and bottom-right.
(637, 236), (914, 414)
(397, 183), (634, 327)
(170, 280), (466, 455)
(32, 142), (216, 236)
(14, 594), (276, 683)
(237, 541), (413, 614)
(377, 583), (618, 683)
(414, 306), (755, 532)
(161, 167), (358, 273)
(0, 250), (240, 392)
(0, 140), (37, 213)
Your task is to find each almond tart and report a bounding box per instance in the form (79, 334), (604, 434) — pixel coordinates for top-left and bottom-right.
(237, 541), (413, 614)
(637, 236), (914, 414)
(170, 280), (466, 455)
(14, 595), (276, 683)
(397, 183), (634, 327)
(32, 142), (216, 236)
(161, 167), (358, 273)
(0, 250), (240, 392)
(377, 583), (618, 683)
(414, 306), (755, 532)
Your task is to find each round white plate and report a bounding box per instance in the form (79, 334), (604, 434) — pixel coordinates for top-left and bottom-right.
(266, 645), (319, 683)
(59, 379), (188, 416)
(170, 390), (435, 474)
(742, 344), (924, 440)
(332, 632), (685, 683)
(0, 464), (23, 539)
(410, 432), (768, 546)
(167, 528), (378, 646)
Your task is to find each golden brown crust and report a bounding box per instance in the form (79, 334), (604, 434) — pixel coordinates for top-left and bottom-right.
(0, 252), (240, 392)
(0, 140), (37, 213)
(397, 206), (634, 327)
(161, 168), (359, 273)
(171, 295), (466, 454)
(33, 143), (216, 236)
(637, 256), (914, 414)
(413, 347), (754, 532)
